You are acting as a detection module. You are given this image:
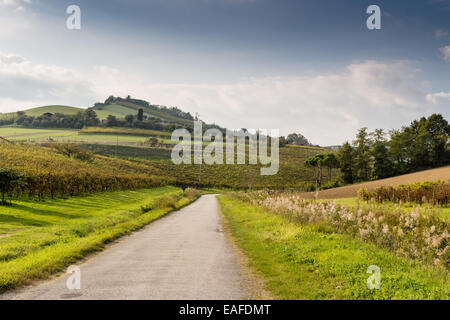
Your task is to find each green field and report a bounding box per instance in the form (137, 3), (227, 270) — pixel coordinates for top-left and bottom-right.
(0, 127), (149, 145)
(0, 186), (199, 292)
(93, 104), (142, 120)
(218, 195), (449, 299)
(0, 106), (83, 120)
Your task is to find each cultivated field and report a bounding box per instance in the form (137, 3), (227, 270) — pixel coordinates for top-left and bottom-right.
(299, 166), (450, 199)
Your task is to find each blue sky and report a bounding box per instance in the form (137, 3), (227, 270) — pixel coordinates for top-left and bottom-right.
(0, 0), (449, 145)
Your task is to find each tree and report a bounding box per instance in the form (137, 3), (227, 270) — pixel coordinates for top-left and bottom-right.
(337, 142), (355, 184)
(137, 109), (144, 121)
(370, 129), (392, 179)
(286, 133), (310, 146)
(125, 114), (134, 125)
(0, 168), (25, 205)
(322, 153), (339, 182)
(105, 115), (118, 127)
(82, 109), (100, 127)
(304, 154), (325, 189)
(424, 114), (450, 167)
(104, 95), (115, 104)
(146, 137), (158, 147)
(353, 127), (372, 181)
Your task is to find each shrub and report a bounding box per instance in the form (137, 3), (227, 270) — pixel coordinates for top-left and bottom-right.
(236, 190), (450, 269)
(358, 181), (449, 205)
(0, 168), (25, 205)
(357, 187), (371, 202)
(184, 188), (200, 199)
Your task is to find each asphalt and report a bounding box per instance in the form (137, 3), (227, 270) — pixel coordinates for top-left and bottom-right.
(1, 194), (250, 300)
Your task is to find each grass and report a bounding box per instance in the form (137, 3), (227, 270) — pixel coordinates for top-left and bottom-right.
(0, 186), (199, 292)
(93, 104), (140, 120)
(0, 106), (82, 120)
(80, 127), (172, 137)
(0, 125), (339, 189)
(218, 194), (450, 299)
(0, 127), (149, 145)
(322, 197), (450, 220)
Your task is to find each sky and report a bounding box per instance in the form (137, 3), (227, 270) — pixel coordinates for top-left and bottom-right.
(0, 0), (449, 145)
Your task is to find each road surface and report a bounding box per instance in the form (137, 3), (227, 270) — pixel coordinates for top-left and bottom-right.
(1, 195), (250, 300)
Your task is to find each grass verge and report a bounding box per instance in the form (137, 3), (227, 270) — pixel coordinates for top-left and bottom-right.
(218, 194), (449, 300)
(0, 186), (200, 293)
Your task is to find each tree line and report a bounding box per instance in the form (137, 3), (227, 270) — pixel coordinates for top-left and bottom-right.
(336, 114), (449, 184)
(5, 108), (183, 132)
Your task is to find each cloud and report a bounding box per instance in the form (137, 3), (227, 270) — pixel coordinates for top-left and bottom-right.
(440, 45), (450, 61)
(435, 29), (449, 39)
(1, 56), (447, 145)
(426, 91), (450, 104)
(92, 60), (436, 145)
(0, 0), (30, 7)
(0, 52), (96, 111)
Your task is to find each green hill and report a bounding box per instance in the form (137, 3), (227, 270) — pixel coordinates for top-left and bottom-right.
(92, 98), (195, 127)
(0, 105), (82, 120)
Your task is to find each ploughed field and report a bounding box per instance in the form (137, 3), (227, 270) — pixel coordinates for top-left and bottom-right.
(299, 166), (450, 199)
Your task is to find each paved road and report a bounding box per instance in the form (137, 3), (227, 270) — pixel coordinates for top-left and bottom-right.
(2, 195), (249, 300)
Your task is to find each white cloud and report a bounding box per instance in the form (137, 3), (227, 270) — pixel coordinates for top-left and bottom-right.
(440, 45), (450, 62)
(0, 56), (447, 145)
(0, 0), (30, 7)
(92, 60), (436, 145)
(0, 52), (96, 111)
(426, 91), (450, 104)
(0, 0), (17, 5)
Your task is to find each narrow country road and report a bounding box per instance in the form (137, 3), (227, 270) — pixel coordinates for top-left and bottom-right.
(1, 195), (250, 300)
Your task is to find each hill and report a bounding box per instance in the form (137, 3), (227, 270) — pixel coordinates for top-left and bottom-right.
(0, 106), (83, 119)
(91, 96), (197, 127)
(1, 96), (218, 131)
(298, 166), (450, 199)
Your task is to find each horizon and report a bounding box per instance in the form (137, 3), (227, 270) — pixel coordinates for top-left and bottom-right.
(0, 0), (449, 145)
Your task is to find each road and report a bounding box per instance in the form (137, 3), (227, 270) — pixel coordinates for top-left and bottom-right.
(1, 195), (250, 300)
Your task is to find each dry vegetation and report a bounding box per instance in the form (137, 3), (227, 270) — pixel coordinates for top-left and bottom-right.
(299, 166), (450, 199)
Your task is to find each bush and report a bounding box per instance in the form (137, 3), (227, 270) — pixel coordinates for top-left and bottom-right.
(184, 188), (200, 199)
(0, 168), (25, 205)
(357, 187), (371, 202)
(321, 178), (343, 190)
(238, 190), (450, 269)
(358, 181), (449, 205)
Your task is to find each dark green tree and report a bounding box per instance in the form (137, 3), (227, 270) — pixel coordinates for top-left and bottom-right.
(106, 115), (118, 127)
(125, 114), (134, 125)
(322, 152), (339, 182)
(336, 142), (355, 184)
(0, 168), (25, 205)
(82, 109), (100, 127)
(137, 109), (144, 121)
(370, 129), (392, 179)
(353, 127), (372, 181)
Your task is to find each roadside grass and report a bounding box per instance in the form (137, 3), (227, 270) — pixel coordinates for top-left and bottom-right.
(218, 195), (449, 300)
(323, 197), (450, 220)
(0, 186), (199, 293)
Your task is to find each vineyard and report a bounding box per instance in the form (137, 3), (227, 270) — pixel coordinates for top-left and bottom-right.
(0, 143), (172, 202)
